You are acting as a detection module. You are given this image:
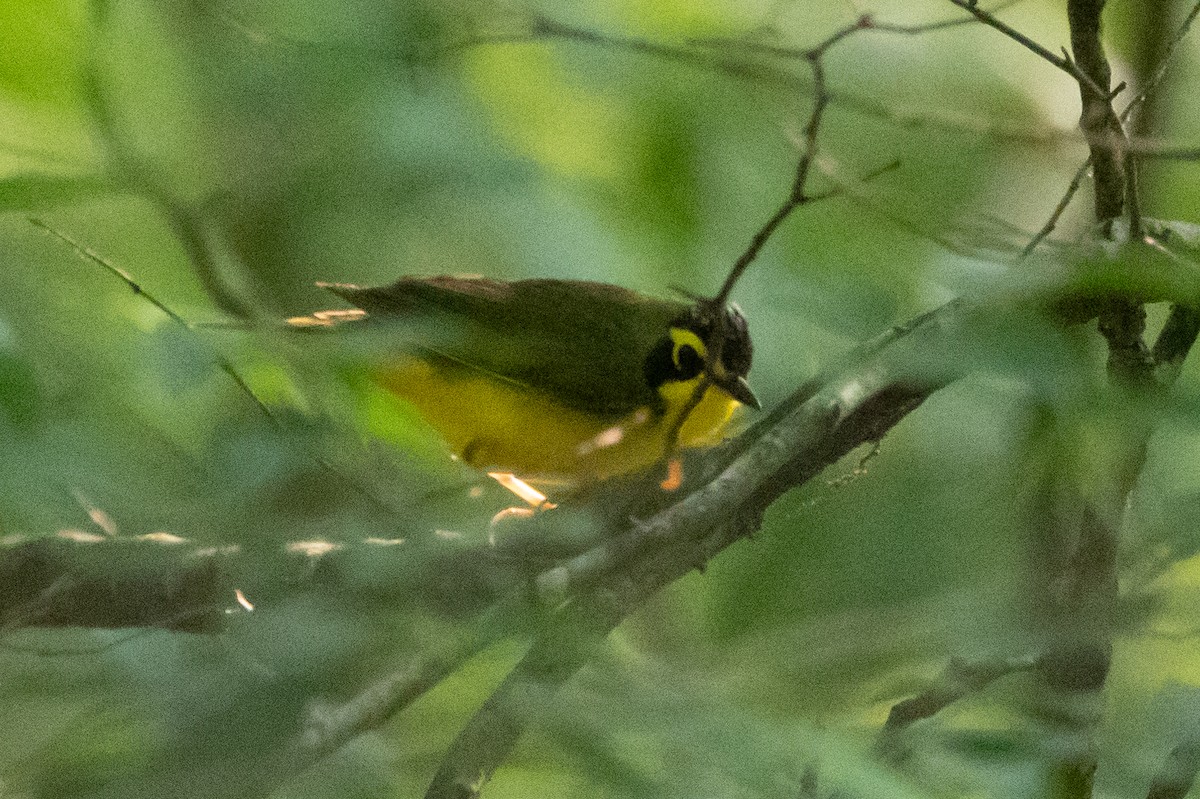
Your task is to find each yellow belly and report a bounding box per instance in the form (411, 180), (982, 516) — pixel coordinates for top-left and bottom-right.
(375, 356), (740, 480)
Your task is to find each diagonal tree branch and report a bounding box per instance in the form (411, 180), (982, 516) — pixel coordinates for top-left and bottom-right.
(875, 654), (1038, 763)
(0, 531), (237, 634)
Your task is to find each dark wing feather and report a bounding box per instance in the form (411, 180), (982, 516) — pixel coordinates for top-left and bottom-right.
(317, 277), (688, 416)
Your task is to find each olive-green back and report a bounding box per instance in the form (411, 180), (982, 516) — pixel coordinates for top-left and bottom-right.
(322, 277), (688, 417)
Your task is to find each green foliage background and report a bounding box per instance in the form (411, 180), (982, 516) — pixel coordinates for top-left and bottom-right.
(2, 1), (1200, 797)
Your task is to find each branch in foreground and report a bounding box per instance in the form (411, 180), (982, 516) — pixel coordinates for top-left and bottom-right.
(534, 299), (963, 606)
(243, 593), (538, 799)
(427, 300), (968, 798)
(0, 532), (235, 634)
(428, 253), (1178, 792)
(0, 532), (515, 637)
(423, 587), (635, 799)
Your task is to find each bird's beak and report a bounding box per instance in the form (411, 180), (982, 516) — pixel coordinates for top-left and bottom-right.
(714, 374), (760, 410)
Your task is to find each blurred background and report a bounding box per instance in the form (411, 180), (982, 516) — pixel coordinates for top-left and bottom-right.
(2, 0), (1200, 797)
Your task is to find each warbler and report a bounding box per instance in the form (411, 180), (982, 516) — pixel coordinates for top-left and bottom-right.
(289, 276), (758, 480)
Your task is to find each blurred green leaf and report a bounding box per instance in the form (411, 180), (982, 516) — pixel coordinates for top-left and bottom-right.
(0, 173), (111, 210)
(0, 331), (40, 427)
(0, 1), (1199, 798)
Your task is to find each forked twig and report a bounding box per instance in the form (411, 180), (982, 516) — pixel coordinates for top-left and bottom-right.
(1023, 0), (1200, 258)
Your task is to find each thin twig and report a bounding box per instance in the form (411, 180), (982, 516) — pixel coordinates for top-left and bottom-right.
(81, 15), (254, 318)
(944, 0), (1107, 99)
(706, 0), (1085, 305)
(29, 218), (190, 326)
(444, 14), (797, 89)
(708, 4), (1047, 308)
(712, 55), (826, 307)
(1134, 145), (1200, 160)
(1123, 0), (1200, 130)
(456, 10), (1151, 166)
(693, 0), (1024, 58)
(29, 218), (402, 515)
(876, 654), (1037, 762)
(28, 218), (271, 417)
(1021, 156), (1093, 258)
(694, 14), (919, 442)
(660, 377), (711, 464)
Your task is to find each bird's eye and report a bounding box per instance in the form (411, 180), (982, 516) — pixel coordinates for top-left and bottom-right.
(674, 343), (703, 378)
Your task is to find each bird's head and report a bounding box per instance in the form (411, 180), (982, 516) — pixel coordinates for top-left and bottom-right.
(643, 301), (758, 410)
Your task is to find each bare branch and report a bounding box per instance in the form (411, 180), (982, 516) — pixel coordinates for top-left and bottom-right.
(1062, 0), (1153, 389)
(693, 0), (1024, 58)
(708, 6), (1018, 308)
(27, 220), (275, 419)
(0, 532), (237, 634)
(708, 0), (1116, 306)
(1020, 157), (1093, 258)
(253, 594), (533, 799)
(1152, 305), (1200, 381)
(424, 589), (635, 799)
(876, 655), (1037, 762)
(944, 0), (1107, 98)
(444, 13), (799, 89)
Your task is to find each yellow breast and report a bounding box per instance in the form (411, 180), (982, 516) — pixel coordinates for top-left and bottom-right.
(374, 356), (740, 480)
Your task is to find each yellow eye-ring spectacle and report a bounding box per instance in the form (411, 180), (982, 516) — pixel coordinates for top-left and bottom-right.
(669, 327), (707, 372)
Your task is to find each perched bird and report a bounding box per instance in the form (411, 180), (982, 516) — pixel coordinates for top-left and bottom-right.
(289, 276), (758, 481)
